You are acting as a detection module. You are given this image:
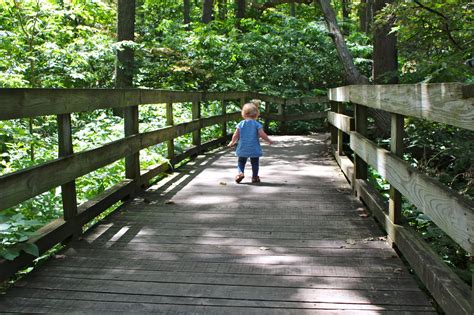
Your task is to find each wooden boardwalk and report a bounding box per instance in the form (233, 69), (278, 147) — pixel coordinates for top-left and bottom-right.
(0, 135), (436, 314)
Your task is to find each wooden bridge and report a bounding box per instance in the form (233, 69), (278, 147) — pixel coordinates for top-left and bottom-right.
(0, 85), (472, 313)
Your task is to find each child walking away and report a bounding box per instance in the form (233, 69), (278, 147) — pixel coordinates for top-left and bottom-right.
(227, 101), (272, 183)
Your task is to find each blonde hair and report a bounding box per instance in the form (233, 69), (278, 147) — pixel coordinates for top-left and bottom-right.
(241, 102), (259, 119)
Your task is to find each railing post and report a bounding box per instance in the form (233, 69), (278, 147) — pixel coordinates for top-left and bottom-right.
(192, 100), (201, 153)
(221, 100), (227, 138)
(389, 113), (404, 224)
(57, 113), (79, 236)
(354, 104), (368, 182)
(337, 103), (344, 155)
(124, 106), (140, 185)
(166, 102), (175, 167)
(330, 102), (338, 152)
(264, 101), (270, 133)
(278, 101), (287, 134)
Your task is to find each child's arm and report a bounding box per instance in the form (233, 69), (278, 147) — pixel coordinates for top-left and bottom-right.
(227, 128), (240, 147)
(258, 128), (273, 144)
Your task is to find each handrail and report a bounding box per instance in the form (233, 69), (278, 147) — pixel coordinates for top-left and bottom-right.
(0, 88), (327, 282)
(327, 82), (473, 315)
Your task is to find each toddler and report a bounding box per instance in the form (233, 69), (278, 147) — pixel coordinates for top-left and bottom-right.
(227, 101), (272, 183)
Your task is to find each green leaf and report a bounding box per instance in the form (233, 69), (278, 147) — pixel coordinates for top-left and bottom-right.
(0, 247), (20, 261)
(21, 243), (39, 257)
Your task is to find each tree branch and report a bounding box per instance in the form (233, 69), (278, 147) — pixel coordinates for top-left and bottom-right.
(413, 0), (463, 50)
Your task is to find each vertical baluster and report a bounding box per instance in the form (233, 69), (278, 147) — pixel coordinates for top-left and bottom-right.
(166, 102), (175, 167)
(337, 103), (344, 156)
(221, 100), (227, 138)
(354, 104), (368, 183)
(389, 113), (404, 224)
(330, 102), (338, 153)
(264, 101), (270, 133)
(192, 100), (201, 153)
(124, 105), (140, 185)
(57, 113), (79, 235)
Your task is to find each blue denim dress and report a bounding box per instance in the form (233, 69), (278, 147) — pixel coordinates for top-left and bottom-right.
(236, 119), (263, 158)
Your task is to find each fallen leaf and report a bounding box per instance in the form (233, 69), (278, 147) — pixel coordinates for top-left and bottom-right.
(394, 268), (403, 273)
(378, 236), (387, 241)
(54, 254), (66, 260)
(219, 182), (227, 186)
(358, 213), (369, 218)
(259, 247), (269, 251)
(345, 239), (356, 245)
(364, 237), (374, 242)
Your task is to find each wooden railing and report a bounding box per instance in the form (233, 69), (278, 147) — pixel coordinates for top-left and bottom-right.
(327, 83), (473, 315)
(0, 88), (326, 282)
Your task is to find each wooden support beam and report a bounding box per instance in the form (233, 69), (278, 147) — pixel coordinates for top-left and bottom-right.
(337, 103), (344, 156)
(264, 101), (270, 133)
(327, 111), (354, 134)
(124, 106), (140, 182)
(350, 132), (473, 253)
(166, 102), (175, 167)
(354, 104), (368, 181)
(221, 100), (227, 137)
(57, 113), (79, 234)
(192, 101), (201, 153)
(389, 113), (404, 224)
(328, 83), (474, 131)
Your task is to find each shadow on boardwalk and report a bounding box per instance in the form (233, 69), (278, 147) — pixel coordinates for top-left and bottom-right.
(0, 135), (436, 314)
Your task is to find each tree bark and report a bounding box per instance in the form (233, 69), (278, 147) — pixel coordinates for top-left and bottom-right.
(116, 0), (135, 89)
(290, 0), (296, 17)
(115, 0), (136, 116)
(236, 0), (245, 19)
(371, 0), (397, 136)
(373, 0), (397, 84)
(184, 0), (191, 27)
(217, 0), (227, 20)
(318, 0), (368, 85)
(202, 0), (214, 23)
(359, 0), (373, 33)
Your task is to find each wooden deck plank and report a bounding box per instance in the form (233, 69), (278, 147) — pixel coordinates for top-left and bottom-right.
(0, 135), (435, 313)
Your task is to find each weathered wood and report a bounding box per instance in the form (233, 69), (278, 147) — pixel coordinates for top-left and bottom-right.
(354, 104), (368, 181)
(0, 179), (134, 283)
(327, 111), (354, 134)
(389, 113), (404, 224)
(329, 84), (474, 131)
(331, 145), (354, 184)
(140, 163), (170, 187)
(0, 135), (141, 212)
(264, 101), (270, 132)
(165, 102), (175, 165)
(264, 111), (326, 122)
(124, 106), (140, 181)
(57, 114), (77, 223)
(350, 132), (474, 253)
(337, 103), (344, 155)
(221, 100), (226, 137)
(355, 179), (472, 315)
(328, 86), (350, 102)
(192, 101), (201, 151)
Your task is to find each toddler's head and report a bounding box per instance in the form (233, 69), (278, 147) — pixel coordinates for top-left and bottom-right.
(241, 102), (260, 119)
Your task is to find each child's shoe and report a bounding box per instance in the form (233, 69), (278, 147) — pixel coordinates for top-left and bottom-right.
(252, 176), (260, 183)
(235, 173), (245, 183)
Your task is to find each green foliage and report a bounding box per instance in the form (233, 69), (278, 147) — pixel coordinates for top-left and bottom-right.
(379, 0), (473, 83)
(0, 213), (41, 261)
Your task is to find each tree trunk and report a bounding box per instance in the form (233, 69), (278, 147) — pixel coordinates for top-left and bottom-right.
(359, 0), (373, 33)
(184, 0), (191, 27)
(290, 0), (296, 17)
(318, 0), (368, 85)
(115, 0), (136, 116)
(217, 0), (227, 19)
(373, 0), (397, 84)
(341, 0), (350, 35)
(236, 0), (245, 19)
(372, 0), (397, 136)
(318, 0), (391, 135)
(202, 0), (214, 23)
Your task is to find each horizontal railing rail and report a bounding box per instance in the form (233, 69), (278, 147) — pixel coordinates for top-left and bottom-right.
(327, 83), (473, 315)
(0, 88), (327, 282)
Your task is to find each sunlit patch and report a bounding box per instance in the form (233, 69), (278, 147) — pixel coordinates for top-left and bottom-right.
(84, 223), (113, 243)
(108, 226), (130, 244)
